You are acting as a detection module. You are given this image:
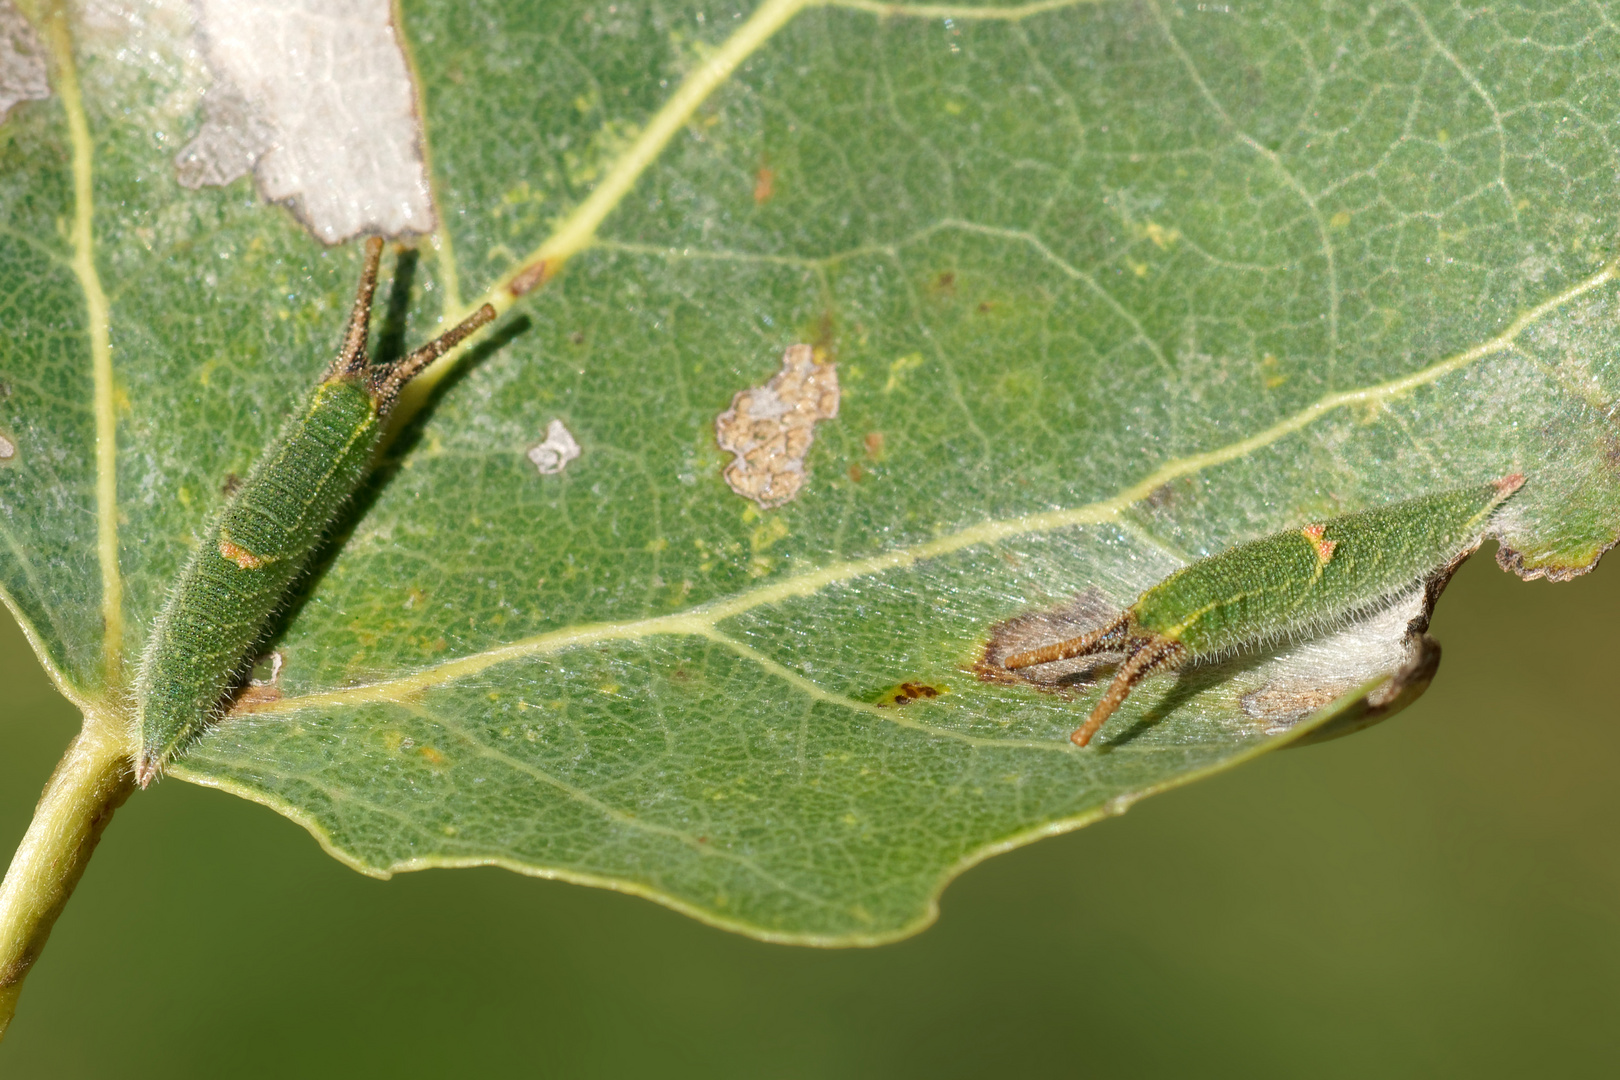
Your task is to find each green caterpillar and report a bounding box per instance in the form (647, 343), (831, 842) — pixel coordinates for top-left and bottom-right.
(133, 238), (495, 786)
(1003, 475), (1525, 746)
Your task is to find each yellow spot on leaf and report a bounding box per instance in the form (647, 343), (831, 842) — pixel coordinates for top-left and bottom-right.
(1352, 400), (1386, 425)
(884, 352), (925, 393)
(1143, 222), (1180, 249)
(1260, 353), (1287, 389)
(750, 516), (790, 552)
(419, 746), (445, 765)
(1330, 210), (1351, 229)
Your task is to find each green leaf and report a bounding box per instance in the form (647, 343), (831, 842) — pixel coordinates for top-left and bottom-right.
(3, 0), (1619, 942)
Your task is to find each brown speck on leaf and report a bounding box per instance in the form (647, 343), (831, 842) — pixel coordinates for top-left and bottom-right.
(933, 270), (956, 295)
(976, 588), (1125, 689)
(813, 310), (837, 353)
(887, 682), (942, 706)
(753, 166), (775, 204)
(509, 259), (551, 297)
(1144, 481), (1181, 510)
(221, 472), (243, 496)
(715, 344), (840, 509)
(1239, 684), (1343, 724)
(848, 463), (864, 483)
(228, 683), (283, 713)
(864, 431), (885, 459)
(976, 301), (994, 314)
(570, 330), (586, 346)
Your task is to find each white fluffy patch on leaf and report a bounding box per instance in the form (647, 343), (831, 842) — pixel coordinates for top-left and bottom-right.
(176, 0), (435, 243)
(1239, 588), (1425, 731)
(528, 419), (581, 476)
(0, 1), (47, 125)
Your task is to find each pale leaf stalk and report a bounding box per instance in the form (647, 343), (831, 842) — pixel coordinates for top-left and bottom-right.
(0, 714), (132, 1038)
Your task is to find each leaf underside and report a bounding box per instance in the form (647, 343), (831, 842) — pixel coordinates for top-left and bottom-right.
(3, 0), (1619, 941)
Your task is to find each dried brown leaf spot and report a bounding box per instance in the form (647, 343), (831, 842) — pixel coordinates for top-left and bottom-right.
(975, 587), (1125, 689)
(716, 344), (840, 509)
(876, 681), (946, 707)
(228, 683), (284, 713)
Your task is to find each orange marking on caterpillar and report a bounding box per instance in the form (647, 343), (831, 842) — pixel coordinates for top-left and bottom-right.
(1300, 523), (1336, 564)
(218, 539), (267, 570)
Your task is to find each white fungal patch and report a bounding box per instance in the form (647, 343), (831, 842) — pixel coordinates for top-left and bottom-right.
(527, 419), (581, 475)
(0, 1), (48, 125)
(175, 0), (436, 243)
(716, 344), (840, 509)
(0, 432), (14, 461)
(1239, 589), (1426, 731)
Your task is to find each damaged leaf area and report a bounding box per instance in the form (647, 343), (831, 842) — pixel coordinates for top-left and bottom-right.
(716, 343), (840, 509)
(175, 0), (436, 242)
(0, 0), (47, 124)
(527, 418), (581, 475)
(6, 0), (1620, 945)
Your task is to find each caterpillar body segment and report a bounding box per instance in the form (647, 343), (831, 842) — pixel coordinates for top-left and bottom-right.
(1004, 475), (1526, 747)
(134, 239), (496, 786)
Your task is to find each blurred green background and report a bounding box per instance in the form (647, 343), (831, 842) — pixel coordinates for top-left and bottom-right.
(1, 546), (1615, 1077)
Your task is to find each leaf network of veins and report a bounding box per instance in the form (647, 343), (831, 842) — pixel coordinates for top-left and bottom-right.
(6, 0), (1602, 746)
